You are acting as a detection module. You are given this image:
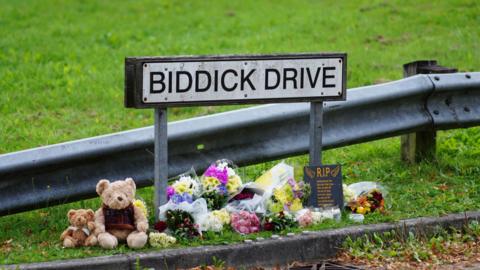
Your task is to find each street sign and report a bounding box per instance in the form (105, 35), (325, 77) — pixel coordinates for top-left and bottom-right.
(125, 53), (346, 108)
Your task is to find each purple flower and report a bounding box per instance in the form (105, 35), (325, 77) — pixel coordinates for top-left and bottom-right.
(171, 193), (183, 204)
(216, 184), (228, 196)
(166, 186), (175, 199)
(181, 192), (193, 203)
(287, 178), (296, 187)
(294, 190), (304, 199)
(204, 165), (228, 185)
(170, 193), (193, 204)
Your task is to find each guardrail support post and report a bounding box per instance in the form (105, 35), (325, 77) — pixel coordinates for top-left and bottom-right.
(401, 60), (457, 163)
(154, 108), (168, 220)
(309, 101), (323, 165)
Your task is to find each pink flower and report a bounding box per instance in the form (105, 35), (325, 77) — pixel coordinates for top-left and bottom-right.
(204, 165), (228, 185)
(297, 210), (313, 228)
(166, 186), (175, 199)
(230, 211), (260, 234)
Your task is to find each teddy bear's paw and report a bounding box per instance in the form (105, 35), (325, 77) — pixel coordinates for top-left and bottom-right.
(85, 235), (98, 247)
(63, 237), (77, 248)
(137, 221), (148, 233)
(98, 232), (118, 249)
(127, 231), (148, 249)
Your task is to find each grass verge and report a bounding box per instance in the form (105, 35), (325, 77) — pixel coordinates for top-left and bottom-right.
(1, 127), (479, 264)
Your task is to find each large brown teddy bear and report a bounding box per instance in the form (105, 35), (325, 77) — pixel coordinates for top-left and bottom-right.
(60, 209), (97, 247)
(94, 178), (148, 249)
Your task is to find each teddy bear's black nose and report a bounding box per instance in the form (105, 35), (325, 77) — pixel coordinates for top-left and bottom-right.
(117, 196), (123, 201)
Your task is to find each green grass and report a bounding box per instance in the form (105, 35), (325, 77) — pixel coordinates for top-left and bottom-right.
(1, 0), (480, 265)
(1, 0), (479, 153)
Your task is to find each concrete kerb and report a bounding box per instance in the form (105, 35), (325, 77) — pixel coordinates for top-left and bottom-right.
(6, 211), (480, 270)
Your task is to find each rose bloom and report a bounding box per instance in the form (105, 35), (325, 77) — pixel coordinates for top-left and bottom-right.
(230, 211), (260, 234)
(297, 210), (313, 228)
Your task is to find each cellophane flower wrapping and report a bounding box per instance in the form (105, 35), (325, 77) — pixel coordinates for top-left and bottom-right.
(230, 211), (260, 234)
(158, 196), (208, 237)
(345, 181), (387, 215)
(263, 211), (297, 232)
(167, 168), (201, 201)
(226, 193), (266, 214)
(201, 159), (243, 210)
(149, 232), (176, 248)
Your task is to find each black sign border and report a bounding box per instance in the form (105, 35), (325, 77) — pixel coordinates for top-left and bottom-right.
(125, 53), (347, 108)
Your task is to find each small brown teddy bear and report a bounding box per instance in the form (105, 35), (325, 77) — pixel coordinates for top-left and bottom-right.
(94, 178), (148, 249)
(60, 209), (97, 248)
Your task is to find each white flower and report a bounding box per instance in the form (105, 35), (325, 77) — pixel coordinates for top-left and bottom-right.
(149, 232), (176, 248)
(173, 176), (201, 196)
(343, 184), (355, 204)
(227, 167), (236, 177)
(200, 213), (224, 232)
(311, 210), (334, 224)
(217, 162), (229, 170)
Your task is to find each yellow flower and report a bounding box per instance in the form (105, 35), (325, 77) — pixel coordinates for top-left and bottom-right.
(273, 184), (294, 204)
(226, 175), (242, 195)
(273, 188), (288, 204)
(268, 201), (284, 213)
(211, 209), (230, 225)
(133, 199), (148, 217)
(290, 198), (303, 212)
(173, 182), (189, 194)
(149, 232), (176, 248)
(202, 176), (220, 191)
(356, 206), (366, 214)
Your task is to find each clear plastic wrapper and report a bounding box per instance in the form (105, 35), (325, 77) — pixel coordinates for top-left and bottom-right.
(226, 193), (266, 214)
(158, 197), (208, 226)
(347, 181), (387, 198)
(254, 162), (293, 198)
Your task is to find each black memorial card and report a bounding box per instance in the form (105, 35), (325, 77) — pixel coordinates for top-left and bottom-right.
(304, 164), (343, 208)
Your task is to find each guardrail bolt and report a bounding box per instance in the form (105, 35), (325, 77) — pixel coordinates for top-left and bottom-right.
(400, 60), (457, 164)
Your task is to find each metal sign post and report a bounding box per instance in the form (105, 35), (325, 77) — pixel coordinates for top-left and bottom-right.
(154, 108), (168, 219)
(309, 101), (323, 166)
(125, 53), (346, 219)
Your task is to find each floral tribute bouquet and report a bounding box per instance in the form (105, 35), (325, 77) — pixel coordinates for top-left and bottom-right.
(295, 209), (314, 228)
(199, 209), (231, 232)
(263, 211), (297, 232)
(201, 159), (243, 210)
(295, 208), (338, 227)
(165, 209), (200, 239)
(230, 211), (261, 234)
(166, 169), (201, 203)
(149, 232), (176, 248)
(268, 178), (309, 213)
(345, 182), (386, 215)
